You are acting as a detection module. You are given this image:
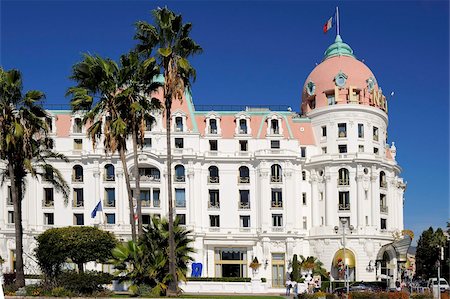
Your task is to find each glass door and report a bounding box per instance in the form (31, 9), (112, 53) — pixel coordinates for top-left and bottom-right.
(272, 253), (285, 287)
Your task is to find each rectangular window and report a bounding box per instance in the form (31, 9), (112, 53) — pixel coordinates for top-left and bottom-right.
(209, 140), (218, 151)
(73, 188), (84, 207)
(302, 192), (307, 205)
(358, 145), (364, 152)
(7, 186), (13, 205)
(175, 117), (183, 132)
(209, 119), (218, 134)
(43, 188), (54, 207)
(239, 190), (250, 209)
(339, 191), (350, 210)
(105, 188), (115, 207)
(271, 140), (280, 149)
(240, 215), (250, 228)
(44, 213), (54, 225)
(271, 120), (279, 134)
(209, 190), (220, 209)
(380, 194), (388, 213)
(271, 189), (283, 208)
(322, 147), (327, 154)
(300, 147), (306, 158)
(381, 218), (387, 230)
(73, 139), (82, 150)
(272, 214), (283, 227)
(302, 171), (306, 181)
(358, 124), (364, 138)
(338, 123), (347, 138)
(321, 126), (327, 137)
(140, 189), (151, 207)
(210, 215), (220, 227)
(73, 213), (84, 225)
(175, 188), (186, 208)
(373, 127), (379, 141)
(302, 217), (307, 229)
(338, 145), (347, 153)
(153, 189), (160, 207)
(176, 214), (186, 225)
(327, 94), (335, 105)
(143, 138), (152, 148)
(142, 214), (151, 225)
(239, 140), (248, 152)
(106, 213), (116, 224)
(8, 211), (14, 224)
(239, 119), (248, 134)
(175, 138), (184, 148)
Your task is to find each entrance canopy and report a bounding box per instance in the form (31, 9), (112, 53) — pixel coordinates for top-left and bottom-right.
(333, 249), (356, 268)
(376, 236), (412, 262)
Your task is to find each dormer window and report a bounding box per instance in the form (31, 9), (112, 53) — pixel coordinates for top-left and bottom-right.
(239, 119), (247, 134)
(175, 117), (183, 132)
(209, 119), (218, 134)
(271, 120), (279, 134)
(267, 114), (283, 136)
(73, 118), (82, 134)
(205, 113), (221, 136)
(235, 113), (251, 135)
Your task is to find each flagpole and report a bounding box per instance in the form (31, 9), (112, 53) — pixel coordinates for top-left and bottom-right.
(336, 6), (340, 36)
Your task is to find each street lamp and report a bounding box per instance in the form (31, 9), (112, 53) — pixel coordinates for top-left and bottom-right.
(334, 218), (354, 295)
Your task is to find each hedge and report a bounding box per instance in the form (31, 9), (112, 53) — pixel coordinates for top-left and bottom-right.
(187, 277), (252, 282)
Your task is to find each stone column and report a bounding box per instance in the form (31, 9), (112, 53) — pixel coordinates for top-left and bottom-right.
(93, 170), (101, 225)
(370, 168), (379, 228)
(324, 172), (333, 226)
(258, 162), (270, 229)
(285, 169), (294, 229)
(188, 168), (195, 225)
(310, 170), (319, 227)
(356, 174), (364, 228)
(116, 169), (124, 225)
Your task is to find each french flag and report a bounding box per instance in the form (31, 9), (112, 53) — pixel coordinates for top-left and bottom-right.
(323, 15), (335, 33)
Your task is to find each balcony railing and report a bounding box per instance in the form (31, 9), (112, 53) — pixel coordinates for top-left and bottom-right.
(380, 205), (388, 213)
(72, 175), (83, 182)
(153, 200), (160, 208)
(208, 201), (220, 209)
(271, 202), (283, 208)
(338, 178), (349, 186)
(174, 176), (185, 182)
(138, 175), (160, 182)
(271, 227), (285, 232)
(208, 176), (219, 184)
(104, 174), (115, 181)
(338, 203), (350, 210)
(238, 201), (250, 209)
(7, 198), (13, 206)
(271, 176), (282, 183)
(104, 200), (115, 208)
(73, 200), (84, 208)
(141, 200), (151, 207)
(42, 200), (54, 207)
(380, 181), (387, 189)
(238, 176), (250, 184)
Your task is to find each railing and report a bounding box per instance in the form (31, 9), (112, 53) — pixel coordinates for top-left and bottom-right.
(373, 135), (379, 141)
(238, 176), (250, 184)
(208, 201), (220, 209)
(73, 200), (84, 208)
(194, 104), (290, 111)
(271, 227), (285, 232)
(271, 176), (282, 183)
(208, 176), (219, 184)
(338, 178), (350, 186)
(239, 227), (251, 232)
(42, 200), (54, 207)
(238, 202), (250, 209)
(7, 198), (13, 206)
(104, 200), (115, 208)
(153, 200), (160, 208)
(209, 227), (220, 232)
(238, 129), (248, 134)
(380, 181), (387, 189)
(338, 203), (350, 210)
(73, 127), (83, 134)
(141, 200), (151, 207)
(209, 128), (218, 134)
(174, 176), (185, 182)
(104, 174), (115, 181)
(138, 175), (160, 182)
(72, 175), (83, 182)
(339, 131), (347, 138)
(380, 205), (388, 213)
(271, 202), (283, 208)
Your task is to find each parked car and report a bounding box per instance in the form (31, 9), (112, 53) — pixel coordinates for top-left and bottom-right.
(428, 278), (450, 293)
(333, 282), (382, 295)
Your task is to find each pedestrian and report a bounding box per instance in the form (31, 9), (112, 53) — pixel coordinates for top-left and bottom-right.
(285, 280), (292, 296)
(395, 280), (401, 292)
(293, 281), (299, 297)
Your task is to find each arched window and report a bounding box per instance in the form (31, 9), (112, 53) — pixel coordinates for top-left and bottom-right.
(72, 165), (83, 182)
(380, 171), (387, 188)
(238, 166), (250, 183)
(338, 168), (350, 185)
(73, 118), (82, 133)
(175, 165), (185, 182)
(138, 167), (160, 182)
(271, 164), (282, 183)
(302, 171), (306, 181)
(208, 166), (219, 183)
(104, 164), (115, 181)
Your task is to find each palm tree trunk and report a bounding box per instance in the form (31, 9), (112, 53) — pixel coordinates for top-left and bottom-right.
(9, 163), (25, 287)
(132, 131), (143, 237)
(119, 147), (137, 242)
(165, 97), (178, 296)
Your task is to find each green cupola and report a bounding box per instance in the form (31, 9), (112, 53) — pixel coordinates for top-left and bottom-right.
(323, 35), (355, 60)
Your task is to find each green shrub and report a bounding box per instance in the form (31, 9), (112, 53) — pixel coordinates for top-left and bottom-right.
(411, 293), (433, 299)
(326, 294), (338, 299)
(57, 270), (113, 295)
(3, 284), (18, 296)
(51, 286), (74, 297)
(187, 277), (251, 282)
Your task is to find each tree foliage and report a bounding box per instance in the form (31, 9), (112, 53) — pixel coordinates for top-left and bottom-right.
(111, 216), (194, 296)
(299, 255), (329, 279)
(35, 226), (118, 278)
(415, 227), (448, 280)
(292, 254), (299, 282)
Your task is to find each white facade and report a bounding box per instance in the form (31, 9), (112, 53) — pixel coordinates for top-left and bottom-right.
(0, 36), (408, 290)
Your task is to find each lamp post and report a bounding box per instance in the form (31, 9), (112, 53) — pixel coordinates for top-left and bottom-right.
(335, 218), (354, 296)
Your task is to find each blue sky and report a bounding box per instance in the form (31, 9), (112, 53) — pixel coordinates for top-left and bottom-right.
(2, 1), (449, 242)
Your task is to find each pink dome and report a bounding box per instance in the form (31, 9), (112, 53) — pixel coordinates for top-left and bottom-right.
(301, 36), (387, 114)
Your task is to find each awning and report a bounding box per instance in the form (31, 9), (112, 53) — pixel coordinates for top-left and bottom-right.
(376, 235), (412, 262)
(333, 249), (356, 268)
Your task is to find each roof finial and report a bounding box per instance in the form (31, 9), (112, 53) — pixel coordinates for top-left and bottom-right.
(336, 6), (340, 37)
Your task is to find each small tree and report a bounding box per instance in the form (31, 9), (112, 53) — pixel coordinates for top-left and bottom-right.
(36, 226), (118, 278)
(292, 254), (299, 281)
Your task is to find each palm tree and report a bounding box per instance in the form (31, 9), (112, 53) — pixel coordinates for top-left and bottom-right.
(0, 67), (69, 287)
(111, 216), (194, 296)
(299, 255), (329, 279)
(134, 7), (202, 295)
(67, 52), (160, 241)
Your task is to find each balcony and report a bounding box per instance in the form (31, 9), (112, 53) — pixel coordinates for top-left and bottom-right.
(380, 205), (388, 213)
(7, 198), (13, 206)
(135, 174), (160, 182)
(208, 201), (220, 209)
(380, 181), (388, 189)
(42, 199), (54, 208)
(104, 174), (115, 182)
(72, 175), (83, 183)
(141, 200), (151, 207)
(338, 203), (350, 211)
(271, 227), (285, 232)
(104, 200), (115, 208)
(338, 178), (349, 186)
(174, 176), (185, 183)
(238, 176), (250, 184)
(238, 201), (250, 209)
(271, 176), (282, 183)
(271, 201), (283, 209)
(208, 176), (219, 184)
(73, 200), (84, 208)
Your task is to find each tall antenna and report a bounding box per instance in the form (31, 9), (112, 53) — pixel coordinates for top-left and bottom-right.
(336, 6), (340, 36)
